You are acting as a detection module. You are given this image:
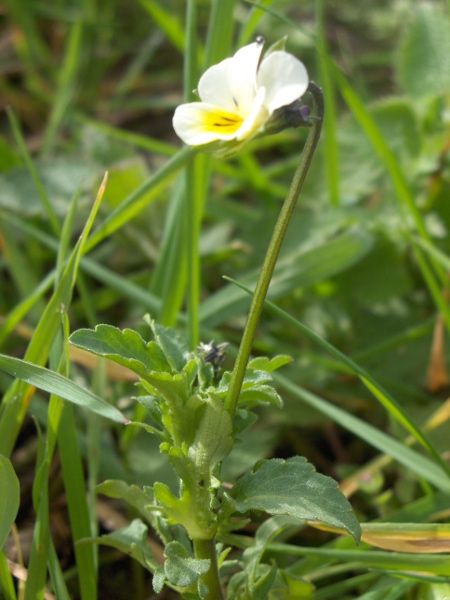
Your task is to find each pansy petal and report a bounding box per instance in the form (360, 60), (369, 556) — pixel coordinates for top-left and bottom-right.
(257, 51), (309, 113)
(227, 39), (265, 116)
(197, 58), (237, 112)
(173, 102), (243, 146)
(198, 40), (264, 116)
(235, 87), (268, 141)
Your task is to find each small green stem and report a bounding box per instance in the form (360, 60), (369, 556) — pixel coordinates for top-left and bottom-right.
(224, 83), (324, 417)
(193, 537), (225, 600)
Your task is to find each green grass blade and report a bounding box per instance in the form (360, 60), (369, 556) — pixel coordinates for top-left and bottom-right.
(7, 108), (60, 236)
(238, 0), (275, 47)
(0, 176), (108, 456)
(58, 402), (98, 600)
(24, 460), (50, 600)
(269, 543), (450, 576)
(40, 20), (83, 156)
(204, 0), (236, 68)
(0, 354), (127, 424)
(0, 549), (17, 600)
(275, 374), (450, 494)
(139, 0), (186, 54)
(316, 0), (340, 206)
(47, 537), (72, 600)
(0, 456), (20, 551)
(227, 277), (450, 482)
(85, 148), (193, 252)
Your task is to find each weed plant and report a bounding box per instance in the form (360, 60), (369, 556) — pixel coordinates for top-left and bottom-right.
(1, 1), (450, 599)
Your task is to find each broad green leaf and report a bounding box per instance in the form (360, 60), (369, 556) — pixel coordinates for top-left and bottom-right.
(0, 455), (20, 551)
(146, 318), (190, 373)
(0, 354), (127, 423)
(238, 385), (283, 409)
(189, 393), (233, 469)
(397, 4), (450, 100)
(248, 355), (292, 372)
(84, 519), (159, 571)
(163, 541), (210, 588)
(229, 457), (361, 542)
(69, 324), (171, 378)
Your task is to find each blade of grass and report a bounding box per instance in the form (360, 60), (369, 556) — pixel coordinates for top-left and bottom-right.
(238, 0), (275, 47)
(7, 109), (60, 237)
(269, 543), (450, 576)
(0, 175), (107, 456)
(84, 148), (193, 252)
(0, 213), (170, 322)
(0, 549), (17, 600)
(58, 400), (97, 600)
(139, 0), (186, 55)
(226, 277), (450, 483)
(40, 20), (83, 156)
(0, 456), (20, 551)
(203, 0), (236, 68)
(316, 0), (340, 206)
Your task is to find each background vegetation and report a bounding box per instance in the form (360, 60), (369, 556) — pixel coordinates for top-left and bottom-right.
(1, 0), (450, 598)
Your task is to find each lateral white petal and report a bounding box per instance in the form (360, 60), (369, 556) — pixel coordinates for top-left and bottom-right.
(235, 87), (268, 141)
(257, 51), (309, 113)
(173, 103), (240, 146)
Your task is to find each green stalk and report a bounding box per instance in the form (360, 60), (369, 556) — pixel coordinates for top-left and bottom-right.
(193, 538), (224, 600)
(224, 83), (324, 417)
(184, 0), (201, 348)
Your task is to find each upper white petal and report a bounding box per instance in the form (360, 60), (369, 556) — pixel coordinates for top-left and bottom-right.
(226, 40), (264, 116)
(198, 41), (264, 116)
(197, 57), (237, 113)
(257, 51), (309, 113)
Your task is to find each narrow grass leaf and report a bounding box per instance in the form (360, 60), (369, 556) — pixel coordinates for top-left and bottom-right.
(139, 0), (186, 54)
(85, 148), (193, 251)
(228, 278), (450, 482)
(41, 20), (83, 156)
(58, 402), (98, 600)
(268, 543), (450, 576)
(0, 174), (107, 456)
(0, 354), (127, 423)
(0, 549), (17, 600)
(0, 456), (20, 551)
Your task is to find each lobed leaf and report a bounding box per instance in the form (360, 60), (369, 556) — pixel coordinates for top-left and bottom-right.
(229, 457), (361, 542)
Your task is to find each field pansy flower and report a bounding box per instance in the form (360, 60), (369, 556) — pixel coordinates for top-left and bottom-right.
(173, 38), (309, 157)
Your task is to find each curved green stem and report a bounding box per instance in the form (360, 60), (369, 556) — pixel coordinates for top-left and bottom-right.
(224, 82), (325, 417)
(193, 537), (225, 600)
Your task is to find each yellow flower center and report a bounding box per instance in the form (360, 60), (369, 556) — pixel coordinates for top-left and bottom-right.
(202, 108), (244, 134)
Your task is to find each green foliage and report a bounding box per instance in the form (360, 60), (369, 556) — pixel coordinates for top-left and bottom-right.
(229, 457), (360, 541)
(0, 455), (20, 551)
(2, 0), (450, 598)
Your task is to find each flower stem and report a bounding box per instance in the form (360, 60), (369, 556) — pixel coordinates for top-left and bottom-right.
(193, 537), (225, 599)
(224, 82), (325, 417)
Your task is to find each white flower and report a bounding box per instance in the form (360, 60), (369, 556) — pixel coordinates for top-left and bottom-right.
(173, 38), (309, 156)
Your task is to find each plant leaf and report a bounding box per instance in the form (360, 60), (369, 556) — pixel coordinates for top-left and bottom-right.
(0, 354), (127, 423)
(0, 455), (20, 551)
(229, 457), (361, 542)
